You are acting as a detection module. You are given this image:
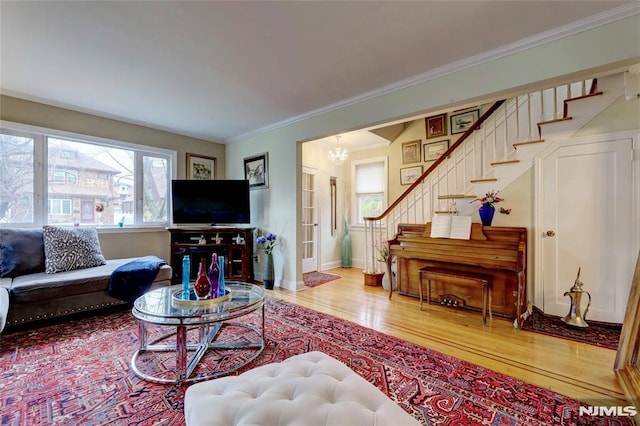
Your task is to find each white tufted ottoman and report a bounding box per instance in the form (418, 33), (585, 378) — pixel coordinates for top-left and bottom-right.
(184, 351), (421, 426)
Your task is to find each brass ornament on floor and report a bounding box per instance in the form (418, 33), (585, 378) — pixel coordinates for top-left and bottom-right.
(562, 267), (591, 328)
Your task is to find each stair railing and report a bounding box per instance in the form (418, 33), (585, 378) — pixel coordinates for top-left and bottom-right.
(362, 79), (597, 275)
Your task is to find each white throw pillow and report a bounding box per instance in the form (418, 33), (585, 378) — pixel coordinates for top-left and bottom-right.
(43, 226), (106, 274)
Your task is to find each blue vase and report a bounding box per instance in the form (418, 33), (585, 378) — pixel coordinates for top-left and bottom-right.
(479, 205), (495, 226)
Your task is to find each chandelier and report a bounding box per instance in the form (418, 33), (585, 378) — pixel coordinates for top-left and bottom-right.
(328, 135), (348, 165)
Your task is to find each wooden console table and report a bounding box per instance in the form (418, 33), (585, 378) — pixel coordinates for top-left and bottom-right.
(168, 227), (255, 284)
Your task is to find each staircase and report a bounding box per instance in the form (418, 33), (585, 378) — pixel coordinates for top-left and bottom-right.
(363, 72), (626, 273)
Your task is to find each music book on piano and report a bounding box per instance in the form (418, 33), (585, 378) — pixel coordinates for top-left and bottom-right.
(430, 213), (472, 239)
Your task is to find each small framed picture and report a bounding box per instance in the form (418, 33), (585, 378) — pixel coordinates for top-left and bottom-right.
(450, 109), (479, 134)
(400, 166), (423, 185)
(244, 152), (269, 189)
(186, 153), (216, 180)
(425, 113), (447, 139)
(423, 140), (449, 161)
(401, 140), (421, 164)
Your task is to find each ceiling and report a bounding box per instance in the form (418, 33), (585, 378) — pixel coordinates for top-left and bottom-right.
(0, 1), (635, 147)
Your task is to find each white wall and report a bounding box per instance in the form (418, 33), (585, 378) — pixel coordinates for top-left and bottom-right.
(226, 15), (640, 290)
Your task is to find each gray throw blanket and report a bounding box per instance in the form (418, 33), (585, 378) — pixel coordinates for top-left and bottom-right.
(108, 255), (167, 302)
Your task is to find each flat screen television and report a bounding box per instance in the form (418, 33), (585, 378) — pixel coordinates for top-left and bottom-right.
(171, 179), (251, 225)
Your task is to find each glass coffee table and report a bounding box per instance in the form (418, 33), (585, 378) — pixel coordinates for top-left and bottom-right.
(131, 282), (265, 384)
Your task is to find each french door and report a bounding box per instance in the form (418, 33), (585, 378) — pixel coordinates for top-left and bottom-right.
(302, 167), (318, 273)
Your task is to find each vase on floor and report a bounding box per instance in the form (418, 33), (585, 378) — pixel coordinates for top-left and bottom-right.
(263, 253), (275, 290)
(478, 205), (495, 226)
(341, 221), (352, 268)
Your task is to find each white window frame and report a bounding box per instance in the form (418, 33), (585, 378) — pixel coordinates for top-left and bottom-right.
(351, 156), (388, 227)
(1, 120), (177, 228)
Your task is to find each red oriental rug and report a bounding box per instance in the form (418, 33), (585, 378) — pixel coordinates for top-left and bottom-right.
(0, 298), (631, 425)
(303, 271), (341, 287)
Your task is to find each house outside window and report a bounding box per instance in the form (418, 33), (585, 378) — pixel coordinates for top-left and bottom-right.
(0, 125), (174, 227)
(352, 157), (387, 226)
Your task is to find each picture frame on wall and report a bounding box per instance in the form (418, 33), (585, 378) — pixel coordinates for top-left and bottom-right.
(425, 113), (447, 139)
(401, 140), (421, 164)
(423, 140), (449, 161)
(450, 109), (480, 134)
(244, 152), (269, 189)
(186, 153), (216, 180)
(400, 166), (423, 185)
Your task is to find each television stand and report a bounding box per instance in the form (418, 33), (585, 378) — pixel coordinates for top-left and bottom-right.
(168, 227), (255, 284)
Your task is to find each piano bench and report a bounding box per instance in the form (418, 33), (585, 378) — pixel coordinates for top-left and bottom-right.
(419, 267), (493, 326)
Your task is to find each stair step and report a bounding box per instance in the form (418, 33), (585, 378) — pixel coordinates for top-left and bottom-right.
(513, 139), (545, 148)
(470, 177), (498, 183)
(491, 159), (520, 166)
(538, 116), (573, 126)
(434, 210), (458, 214)
(438, 194), (476, 199)
(566, 91), (603, 103)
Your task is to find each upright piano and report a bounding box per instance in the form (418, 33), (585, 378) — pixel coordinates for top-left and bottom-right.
(387, 222), (527, 325)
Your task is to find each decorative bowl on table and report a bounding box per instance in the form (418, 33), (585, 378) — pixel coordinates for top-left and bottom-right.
(171, 288), (231, 308)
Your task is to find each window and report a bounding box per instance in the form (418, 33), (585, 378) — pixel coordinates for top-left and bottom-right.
(52, 169), (78, 184)
(0, 124), (175, 227)
(0, 132), (35, 223)
(352, 158), (387, 225)
(49, 199), (72, 215)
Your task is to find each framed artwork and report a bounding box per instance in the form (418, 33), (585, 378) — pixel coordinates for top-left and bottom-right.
(186, 153), (216, 180)
(400, 166), (423, 185)
(401, 140), (421, 164)
(425, 113), (447, 139)
(244, 152), (269, 189)
(450, 109), (480, 134)
(423, 140), (449, 161)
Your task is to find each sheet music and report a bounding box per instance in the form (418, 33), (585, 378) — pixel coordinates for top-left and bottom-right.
(430, 213), (471, 240)
(449, 215), (471, 240)
(430, 214), (453, 238)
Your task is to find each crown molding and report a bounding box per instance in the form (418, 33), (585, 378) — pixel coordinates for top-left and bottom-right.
(229, 2), (640, 144)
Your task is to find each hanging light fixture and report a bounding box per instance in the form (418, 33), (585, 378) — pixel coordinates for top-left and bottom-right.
(328, 135), (348, 165)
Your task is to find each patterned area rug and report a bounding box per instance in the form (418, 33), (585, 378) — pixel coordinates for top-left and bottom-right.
(521, 306), (621, 350)
(303, 271), (341, 287)
(0, 299), (631, 425)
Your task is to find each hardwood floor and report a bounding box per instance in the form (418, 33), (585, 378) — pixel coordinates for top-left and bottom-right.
(269, 267), (627, 406)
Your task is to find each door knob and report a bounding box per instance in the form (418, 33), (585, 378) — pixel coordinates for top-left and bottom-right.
(546, 230), (556, 237)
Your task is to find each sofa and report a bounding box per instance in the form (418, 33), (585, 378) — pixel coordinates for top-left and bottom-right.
(0, 227), (172, 332)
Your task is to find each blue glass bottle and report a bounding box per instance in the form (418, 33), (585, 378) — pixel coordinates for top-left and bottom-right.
(217, 256), (225, 297)
(182, 254), (191, 299)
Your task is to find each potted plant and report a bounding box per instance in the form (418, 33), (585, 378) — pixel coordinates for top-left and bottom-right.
(476, 190), (503, 226)
(363, 242), (389, 287)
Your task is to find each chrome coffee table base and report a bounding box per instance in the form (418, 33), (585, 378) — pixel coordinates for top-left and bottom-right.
(131, 315), (265, 385)
(130, 283), (266, 385)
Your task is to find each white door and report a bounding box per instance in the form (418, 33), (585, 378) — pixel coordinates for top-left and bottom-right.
(302, 167), (318, 273)
(539, 135), (635, 323)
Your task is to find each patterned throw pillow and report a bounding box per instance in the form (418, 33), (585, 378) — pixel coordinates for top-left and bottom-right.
(42, 226), (106, 274)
